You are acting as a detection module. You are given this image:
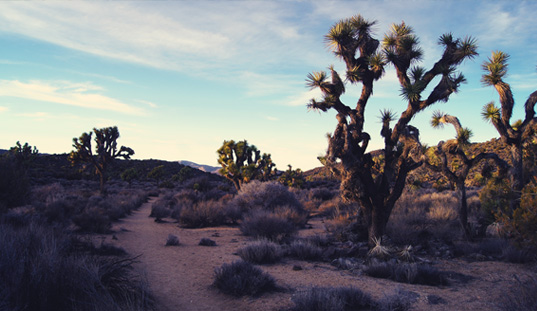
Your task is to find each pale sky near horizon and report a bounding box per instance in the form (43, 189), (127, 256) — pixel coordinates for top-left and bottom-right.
(0, 1), (536, 171)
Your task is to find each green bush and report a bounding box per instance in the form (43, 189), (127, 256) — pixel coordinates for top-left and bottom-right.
(497, 178), (537, 247)
(479, 179), (514, 224)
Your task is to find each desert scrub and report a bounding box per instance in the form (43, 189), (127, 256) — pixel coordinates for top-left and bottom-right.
(497, 276), (537, 311)
(285, 239), (323, 261)
(72, 207), (111, 233)
(240, 209), (297, 242)
(179, 200), (229, 228)
(291, 286), (373, 311)
(213, 260), (277, 297)
(232, 180), (304, 213)
(0, 221), (154, 311)
(363, 261), (448, 286)
(165, 234), (180, 246)
(237, 239), (282, 264)
(496, 178), (537, 247)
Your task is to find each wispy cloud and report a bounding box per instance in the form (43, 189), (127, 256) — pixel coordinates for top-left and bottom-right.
(265, 116), (279, 121)
(0, 106), (8, 113)
(136, 100), (158, 108)
(0, 80), (144, 115)
(0, 2), (309, 74)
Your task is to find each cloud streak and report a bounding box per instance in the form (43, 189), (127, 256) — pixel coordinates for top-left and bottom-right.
(0, 80), (145, 115)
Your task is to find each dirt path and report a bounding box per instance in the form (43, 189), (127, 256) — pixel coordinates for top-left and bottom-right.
(105, 196), (537, 311)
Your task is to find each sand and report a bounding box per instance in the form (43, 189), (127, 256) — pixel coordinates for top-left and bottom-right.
(103, 196), (536, 311)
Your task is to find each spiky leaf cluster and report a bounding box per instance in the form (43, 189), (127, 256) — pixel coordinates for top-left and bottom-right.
(69, 126), (134, 193)
(217, 140), (275, 190)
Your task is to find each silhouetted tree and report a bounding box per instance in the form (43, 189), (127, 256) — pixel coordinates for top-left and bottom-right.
(217, 140), (275, 190)
(307, 15), (477, 244)
(69, 126), (134, 194)
(278, 165), (304, 188)
(481, 51), (537, 206)
(148, 165), (165, 186)
(424, 112), (508, 237)
(9, 141), (38, 169)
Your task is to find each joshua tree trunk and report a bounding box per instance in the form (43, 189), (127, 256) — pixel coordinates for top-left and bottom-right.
(455, 180), (470, 238)
(510, 144), (524, 193)
(99, 171), (106, 195)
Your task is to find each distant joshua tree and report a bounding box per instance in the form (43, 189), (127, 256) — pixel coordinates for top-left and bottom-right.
(307, 14), (477, 244)
(424, 111), (508, 237)
(217, 140), (275, 191)
(481, 51), (537, 206)
(69, 126), (134, 194)
(9, 141), (38, 168)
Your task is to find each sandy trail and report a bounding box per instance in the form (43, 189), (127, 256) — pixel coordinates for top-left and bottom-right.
(106, 196), (536, 311)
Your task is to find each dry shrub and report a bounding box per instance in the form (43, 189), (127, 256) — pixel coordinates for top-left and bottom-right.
(179, 200), (229, 228)
(32, 182), (65, 204)
(387, 189), (463, 245)
(286, 239), (323, 261)
(497, 276), (537, 311)
(213, 260), (277, 297)
(165, 234), (179, 246)
(240, 210), (297, 242)
(72, 207), (111, 233)
(233, 180), (304, 213)
(291, 286), (373, 311)
(0, 221), (154, 311)
(237, 239), (282, 264)
(364, 261), (448, 286)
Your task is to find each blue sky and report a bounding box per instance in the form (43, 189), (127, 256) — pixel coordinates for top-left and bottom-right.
(0, 1), (536, 171)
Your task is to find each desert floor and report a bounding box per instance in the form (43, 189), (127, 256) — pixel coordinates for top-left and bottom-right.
(101, 196), (535, 311)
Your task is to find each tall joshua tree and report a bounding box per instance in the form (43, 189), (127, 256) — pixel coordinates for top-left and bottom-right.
(307, 15), (477, 244)
(217, 140), (275, 191)
(69, 126), (134, 194)
(424, 112), (507, 237)
(481, 51), (537, 199)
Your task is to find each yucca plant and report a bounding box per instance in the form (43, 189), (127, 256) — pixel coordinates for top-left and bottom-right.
(307, 14), (478, 246)
(480, 50), (537, 206)
(424, 112), (508, 237)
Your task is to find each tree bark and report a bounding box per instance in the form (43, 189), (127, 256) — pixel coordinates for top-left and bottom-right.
(456, 181), (470, 239)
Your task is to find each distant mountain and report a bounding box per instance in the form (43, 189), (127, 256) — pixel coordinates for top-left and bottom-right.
(179, 160), (220, 174)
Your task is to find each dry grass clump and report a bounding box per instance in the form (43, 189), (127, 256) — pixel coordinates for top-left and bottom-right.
(165, 234), (180, 246)
(237, 239), (282, 264)
(233, 181), (303, 212)
(213, 260), (277, 297)
(240, 210), (298, 242)
(0, 220), (154, 311)
(497, 276), (537, 311)
(291, 286), (374, 311)
(387, 189), (465, 245)
(285, 239), (324, 261)
(198, 238), (217, 246)
(363, 261), (448, 286)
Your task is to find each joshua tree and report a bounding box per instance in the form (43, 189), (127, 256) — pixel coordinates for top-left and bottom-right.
(307, 15), (477, 244)
(69, 126), (134, 194)
(424, 111), (508, 237)
(481, 51), (537, 202)
(217, 140), (275, 191)
(8, 141), (38, 168)
(148, 165), (165, 186)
